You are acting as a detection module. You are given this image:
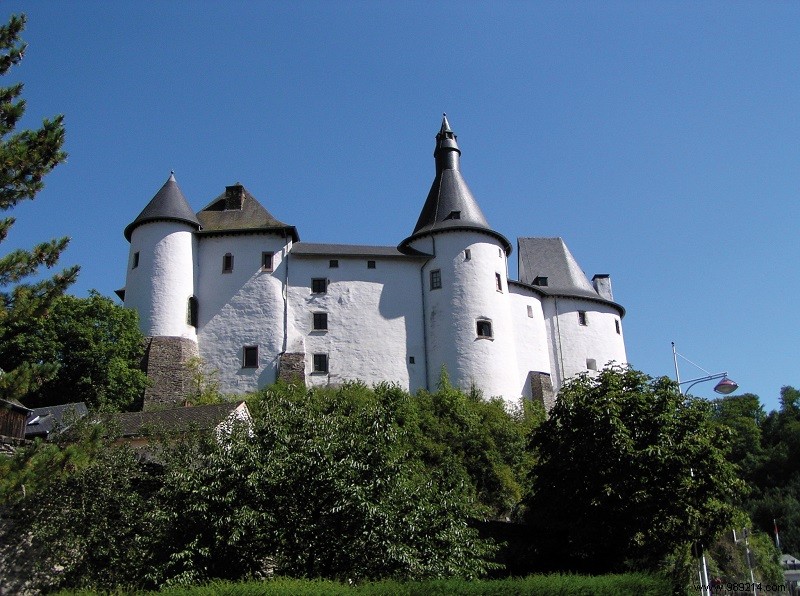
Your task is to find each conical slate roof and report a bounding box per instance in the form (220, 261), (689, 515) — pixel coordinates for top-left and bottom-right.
(124, 173), (200, 241)
(400, 116), (511, 254)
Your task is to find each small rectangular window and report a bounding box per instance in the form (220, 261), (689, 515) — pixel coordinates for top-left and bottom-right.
(313, 353), (329, 373)
(311, 278), (327, 294)
(243, 345), (258, 368)
(615, 319), (621, 334)
(187, 296), (198, 327)
(464, 249), (471, 261)
(262, 251), (274, 271)
(495, 273), (503, 292)
(313, 312), (328, 330)
(527, 305), (533, 318)
(477, 319), (493, 338)
(587, 358), (597, 371)
(578, 311), (588, 326)
(367, 260), (376, 269)
(329, 259), (339, 268)
(533, 276), (548, 287)
(409, 356), (415, 364)
(132, 252), (140, 269)
(430, 269), (442, 290)
(223, 253), (234, 273)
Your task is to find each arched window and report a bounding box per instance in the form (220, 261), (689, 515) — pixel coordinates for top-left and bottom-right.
(187, 296), (198, 327)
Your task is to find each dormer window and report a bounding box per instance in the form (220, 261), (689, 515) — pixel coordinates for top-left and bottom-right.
(533, 276), (548, 287)
(444, 210), (461, 220)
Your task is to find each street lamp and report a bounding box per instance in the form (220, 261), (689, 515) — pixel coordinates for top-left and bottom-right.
(672, 342), (739, 396)
(671, 341), (739, 596)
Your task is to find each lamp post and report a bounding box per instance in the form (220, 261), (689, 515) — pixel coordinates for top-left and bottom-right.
(672, 342), (739, 397)
(671, 341), (739, 596)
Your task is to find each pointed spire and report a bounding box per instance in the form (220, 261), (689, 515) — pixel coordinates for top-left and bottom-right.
(124, 173), (201, 241)
(399, 116), (511, 254)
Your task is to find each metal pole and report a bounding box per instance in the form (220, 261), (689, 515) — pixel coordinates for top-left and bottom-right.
(672, 341), (682, 392)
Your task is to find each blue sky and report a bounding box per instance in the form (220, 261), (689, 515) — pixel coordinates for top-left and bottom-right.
(4, 2), (798, 412)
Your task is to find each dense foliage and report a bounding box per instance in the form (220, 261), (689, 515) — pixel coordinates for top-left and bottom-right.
(521, 365), (746, 574)
(0, 381), (536, 592)
(714, 385), (800, 556)
(0, 291), (148, 410)
(0, 14), (78, 402)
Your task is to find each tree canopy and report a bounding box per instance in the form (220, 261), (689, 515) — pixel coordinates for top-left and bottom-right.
(0, 291), (148, 411)
(521, 365), (746, 574)
(0, 14), (78, 402)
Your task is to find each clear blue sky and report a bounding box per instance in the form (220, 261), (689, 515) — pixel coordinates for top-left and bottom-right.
(4, 2), (798, 412)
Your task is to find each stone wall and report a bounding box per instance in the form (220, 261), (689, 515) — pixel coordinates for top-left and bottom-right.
(141, 336), (199, 410)
(278, 352), (305, 384)
(529, 371), (555, 413)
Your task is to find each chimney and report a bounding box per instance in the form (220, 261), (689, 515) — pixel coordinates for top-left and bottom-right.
(592, 274), (613, 301)
(225, 184), (245, 210)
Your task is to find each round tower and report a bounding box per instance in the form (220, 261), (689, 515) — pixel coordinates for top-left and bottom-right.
(123, 173), (200, 340)
(399, 116), (521, 403)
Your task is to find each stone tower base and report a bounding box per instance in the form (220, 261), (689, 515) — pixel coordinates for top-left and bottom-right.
(141, 336), (199, 410)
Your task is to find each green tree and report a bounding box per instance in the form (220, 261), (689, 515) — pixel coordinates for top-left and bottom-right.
(711, 393), (765, 476)
(0, 292), (148, 411)
(0, 14), (78, 402)
(521, 365), (746, 575)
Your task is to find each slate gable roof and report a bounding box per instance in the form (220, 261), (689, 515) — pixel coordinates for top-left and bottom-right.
(196, 183), (299, 241)
(25, 402), (88, 439)
(124, 173), (200, 240)
(517, 237), (625, 315)
(111, 401), (249, 438)
(292, 242), (430, 259)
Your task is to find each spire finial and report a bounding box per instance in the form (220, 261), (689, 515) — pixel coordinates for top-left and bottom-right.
(440, 113), (452, 134)
(169, 170), (176, 181)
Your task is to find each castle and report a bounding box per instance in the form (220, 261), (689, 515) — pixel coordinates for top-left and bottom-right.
(120, 116), (626, 409)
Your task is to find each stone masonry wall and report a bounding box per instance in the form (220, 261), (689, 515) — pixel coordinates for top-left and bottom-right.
(142, 336), (199, 410)
(278, 352), (305, 384)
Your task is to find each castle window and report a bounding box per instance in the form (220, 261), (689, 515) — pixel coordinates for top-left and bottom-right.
(477, 319), (493, 338)
(409, 356), (415, 364)
(329, 259), (339, 268)
(527, 305), (533, 318)
(223, 253), (234, 273)
(430, 269), (441, 290)
(578, 311), (588, 326)
(464, 249), (471, 261)
(533, 276), (548, 287)
(132, 252), (139, 269)
(445, 210), (461, 220)
(243, 345), (258, 368)
(367, 260), (376, 269)
(587, 358), (597, 371)
(262, 251), (274, 271)
(615, 319), (621, 334)
(187, 296), (198, 327)
(313, 312), (328, 330)
(312, 353), (329, 373)
(311, 278), (327, 294)
(495, 273), (503, 292)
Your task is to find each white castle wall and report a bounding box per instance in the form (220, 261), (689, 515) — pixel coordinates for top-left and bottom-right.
(125, 221), (197, 339)
(542, 296), (627, 389)
(508, 286), (553, 395)
(195, 234), (291, 393)
(410, 231), (521, 403)
(287, 256), (426, 390)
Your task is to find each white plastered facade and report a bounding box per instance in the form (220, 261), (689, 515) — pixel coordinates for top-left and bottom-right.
(121, 121), (628, 408)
